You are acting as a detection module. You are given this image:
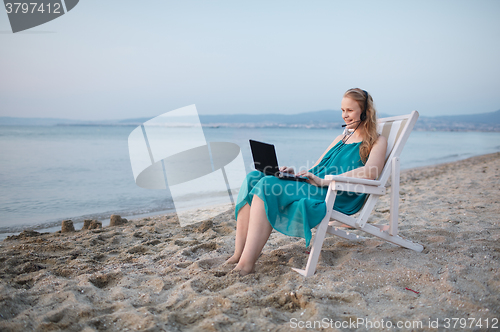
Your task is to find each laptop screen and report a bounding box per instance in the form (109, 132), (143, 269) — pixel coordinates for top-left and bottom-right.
(249, 140), (280, 176)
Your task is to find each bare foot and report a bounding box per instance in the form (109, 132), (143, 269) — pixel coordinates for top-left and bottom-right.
(224, 255), (240, 265)
(233, 263), (255, 276)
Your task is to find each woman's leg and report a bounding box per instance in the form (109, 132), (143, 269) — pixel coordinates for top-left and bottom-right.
(234, 195), (273, 275)
(225, 203), (250, 264)
(225, 171), (266, 264)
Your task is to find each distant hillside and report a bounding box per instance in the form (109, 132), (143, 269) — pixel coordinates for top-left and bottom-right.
(199, 110), (392, 124)
(118, 110), (392, 126)
(433, 110), (500, 124)
(1, 109), (500, 131)
(415, 110), (500, 131)
(117, 110), (346, 125)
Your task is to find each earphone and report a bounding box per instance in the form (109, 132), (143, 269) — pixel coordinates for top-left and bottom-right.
(360, 89), (368, 122)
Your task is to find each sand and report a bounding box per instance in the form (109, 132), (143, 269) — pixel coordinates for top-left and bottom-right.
(0, 152), (499, 331)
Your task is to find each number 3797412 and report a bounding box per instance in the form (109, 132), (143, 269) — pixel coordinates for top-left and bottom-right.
(5, 2), (62, 14)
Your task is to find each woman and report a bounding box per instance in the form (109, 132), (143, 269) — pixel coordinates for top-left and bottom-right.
(226, 88), (387, 275)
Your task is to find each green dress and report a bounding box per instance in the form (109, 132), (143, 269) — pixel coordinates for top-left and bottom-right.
(234, 140), (366, 247)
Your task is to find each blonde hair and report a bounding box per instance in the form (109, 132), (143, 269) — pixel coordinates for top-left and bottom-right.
(343, 88), (378, 163)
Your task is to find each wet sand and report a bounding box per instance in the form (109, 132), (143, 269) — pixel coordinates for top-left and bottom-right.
(0, 152), (499, 331)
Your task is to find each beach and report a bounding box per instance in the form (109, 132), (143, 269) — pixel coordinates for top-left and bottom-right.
(0, 152), (498, 331)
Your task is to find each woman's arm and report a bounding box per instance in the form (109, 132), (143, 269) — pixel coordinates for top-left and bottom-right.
(297, 135), (388, 187)
(340, 135), (387, 180)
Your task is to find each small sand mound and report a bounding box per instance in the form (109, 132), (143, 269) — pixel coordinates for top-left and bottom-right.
(89, 273), (122, 289)
(5, 230), (42, 240)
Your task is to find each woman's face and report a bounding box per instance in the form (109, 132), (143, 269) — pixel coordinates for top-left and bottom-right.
(341, 97), (362, 129)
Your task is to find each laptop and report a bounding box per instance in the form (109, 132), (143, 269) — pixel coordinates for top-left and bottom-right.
(249, 140), (309, 182)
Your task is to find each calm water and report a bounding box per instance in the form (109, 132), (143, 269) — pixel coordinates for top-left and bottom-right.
(1, 125), (499, 237)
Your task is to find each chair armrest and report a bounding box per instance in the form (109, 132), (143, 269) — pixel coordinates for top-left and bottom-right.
(324, 175), (382, 187)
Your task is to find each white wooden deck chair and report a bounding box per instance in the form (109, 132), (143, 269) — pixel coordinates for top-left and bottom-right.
(292, 111), (423, 277)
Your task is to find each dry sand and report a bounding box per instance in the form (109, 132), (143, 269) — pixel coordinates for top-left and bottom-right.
(0, 152), (499, 331)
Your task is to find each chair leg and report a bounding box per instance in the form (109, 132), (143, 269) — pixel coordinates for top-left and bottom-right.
(292, 216), (330, 277)
(292, 185), (337, 277)
(389, 157), (400, 236)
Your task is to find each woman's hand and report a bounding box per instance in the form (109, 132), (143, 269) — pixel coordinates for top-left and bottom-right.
(279, 166), (295, 174)
(296, 171), (324, 187)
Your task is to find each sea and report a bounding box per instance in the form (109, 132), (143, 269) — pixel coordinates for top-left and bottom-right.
(1, 125), (499, 239)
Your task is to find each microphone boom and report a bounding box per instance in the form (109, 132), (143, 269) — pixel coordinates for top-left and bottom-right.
(341, 120), (362, 127)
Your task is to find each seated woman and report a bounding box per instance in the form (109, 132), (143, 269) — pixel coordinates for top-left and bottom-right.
(226, 88), (387, 275)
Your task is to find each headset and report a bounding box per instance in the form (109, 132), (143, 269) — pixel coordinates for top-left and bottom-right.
(361, 89), (368, 122)
(346, 88), (369, 122)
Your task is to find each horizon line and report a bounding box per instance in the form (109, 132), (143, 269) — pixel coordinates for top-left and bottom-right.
(1, 108), (499, 123)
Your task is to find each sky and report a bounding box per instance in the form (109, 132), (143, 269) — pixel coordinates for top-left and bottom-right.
(0, 0), (499, 120)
